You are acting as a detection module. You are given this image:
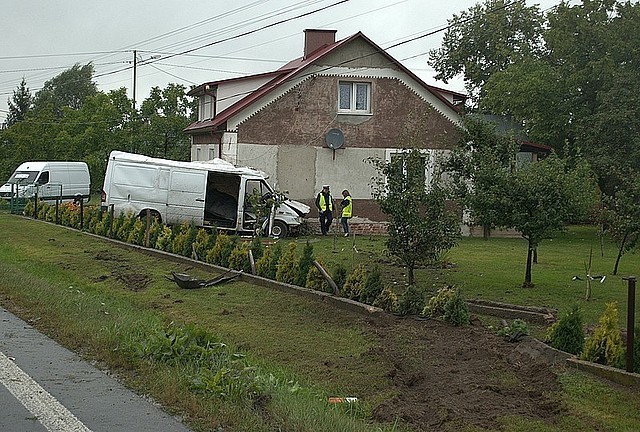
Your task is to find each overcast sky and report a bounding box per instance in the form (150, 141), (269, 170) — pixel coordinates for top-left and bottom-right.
(0, 0), (561, 123)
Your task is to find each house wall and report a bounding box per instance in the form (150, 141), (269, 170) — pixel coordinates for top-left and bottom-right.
(217, 76), (273, 113)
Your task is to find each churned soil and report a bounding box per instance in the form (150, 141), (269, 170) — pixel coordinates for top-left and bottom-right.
(356, 315), (562, 431)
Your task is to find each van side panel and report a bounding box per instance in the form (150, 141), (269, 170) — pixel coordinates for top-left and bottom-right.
(166, 170), (206, 225)
(108, 162), (168, 219)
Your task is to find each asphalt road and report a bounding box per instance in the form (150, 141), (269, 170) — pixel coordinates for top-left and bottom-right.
(0, 306), (192, 432)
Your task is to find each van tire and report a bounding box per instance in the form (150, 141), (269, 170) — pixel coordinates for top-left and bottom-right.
(139, 210), (161, 224)
(271, 220), (288, 238)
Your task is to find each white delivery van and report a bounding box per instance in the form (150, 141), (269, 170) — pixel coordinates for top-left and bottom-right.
(0, 161), (91, 203)
(101, 151), (309, 237)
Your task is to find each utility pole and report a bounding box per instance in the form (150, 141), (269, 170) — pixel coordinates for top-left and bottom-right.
(132, 50), (137, 110)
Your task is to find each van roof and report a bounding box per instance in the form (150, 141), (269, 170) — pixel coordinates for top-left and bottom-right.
(16, 161), (88, 171)
(109, 151), (268, 178)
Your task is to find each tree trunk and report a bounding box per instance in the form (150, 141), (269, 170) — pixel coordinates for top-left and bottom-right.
(407, 265), (415, 286)
(533, 247), (538, 264)
(523, 240), (534, 288)
(613, 232), (628, 276)
(483, 225), (490, 241)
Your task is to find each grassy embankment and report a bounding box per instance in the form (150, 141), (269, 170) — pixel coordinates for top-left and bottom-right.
(0, 212), (638, 431)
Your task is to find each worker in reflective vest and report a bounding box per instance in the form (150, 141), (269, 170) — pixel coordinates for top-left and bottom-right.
(340, 189), (353, 237)
(315, 185), (334, 235)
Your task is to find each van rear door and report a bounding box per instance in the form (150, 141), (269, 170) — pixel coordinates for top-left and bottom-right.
(166, 169), (206, 225)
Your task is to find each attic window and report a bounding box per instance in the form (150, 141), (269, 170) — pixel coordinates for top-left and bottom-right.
(338, 81), (371, 114)
(198, 94), (215, 121)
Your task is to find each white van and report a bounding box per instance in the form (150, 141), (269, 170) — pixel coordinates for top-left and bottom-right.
(101, 151), (309, 237)
(0, 161), (91, 203)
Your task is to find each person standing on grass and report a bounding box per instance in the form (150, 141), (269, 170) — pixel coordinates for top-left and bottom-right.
(340, 189), (352, 237)
(315, 184), (334, 235)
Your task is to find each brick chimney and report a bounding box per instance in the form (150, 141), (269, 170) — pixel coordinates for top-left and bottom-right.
(304, 29), (337, 59)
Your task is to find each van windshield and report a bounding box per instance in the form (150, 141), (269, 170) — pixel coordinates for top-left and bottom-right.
(8, 171), (39, 184)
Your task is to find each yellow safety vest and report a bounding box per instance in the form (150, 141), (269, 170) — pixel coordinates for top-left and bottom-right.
(319, 193), (333, 212)
(341, 196), (352, 218)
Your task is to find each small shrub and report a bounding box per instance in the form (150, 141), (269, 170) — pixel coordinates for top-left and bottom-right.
(332, 264), (348, 292)
(296, 241), (314, 286)
(248, 236), (264, 264)
(497, 318), (528, 340)
(228, 242), (250, 271)
(155, 226), (174, 252)
(581, 302), (624, 368)
(545, 305), (585, 355)
(276, 242), (298, 285)
(305, 257), (331, 293)
(342, 264), (367, 301)
(255, 246), (274, 278)
(423, 287), (455, 318)
(361, 265), (384, 305)
(266, 241), (284, 280)
(442, 289), (469, 326)
(206, 234), (238, 267)
(115, 212), (136, 241)
(23, 200), (35, 217)
(171, 222), (191, 256)
(373, 288), (398, 313)
(146, 220), (164, 249)
(181, 223), (198, 257)
(192, 229), (214, 261)
(397, 285), (425, 317)
(126, 218), (146, 245)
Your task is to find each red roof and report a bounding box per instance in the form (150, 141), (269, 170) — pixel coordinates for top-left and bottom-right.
(185, 32), (463, 134)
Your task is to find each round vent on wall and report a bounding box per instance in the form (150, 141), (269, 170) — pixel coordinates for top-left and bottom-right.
(325, 128), (345, 150)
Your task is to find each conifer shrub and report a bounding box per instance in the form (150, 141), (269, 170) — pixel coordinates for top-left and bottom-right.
(373, 287), (399, 313)
(581, 302), (625, 368)
(545, 305), (585, 355)
(44, 204), (56, 223)
(423, 287), (455, 318)
(497, 319), (529, 341)
(361, 265), (384, 305)
(275, 242), (298, 285)
(332, 263), (348, 292)
(155, 226), (174, 252)
(228, 241), (251, 271)
(442, 289), (470, 326)
(305, 257), (331, 293)
(342, 264), (367, 301)
(267, 241), (284, 279)
(23, 200), (34, 217)
(170, 222), (190, 256)
(192, 229), (214, 261)
(206, 234), (238, 267)
(255, 245), (274, 278)
(37, 202), (49, 220)
(146, 220), (164, 249)
(115, 212), (136, 241)
(397, 285), (426, 317)
(296, 241), (314, 287)
(126, 218), (146, 245)
(181, 223), (198, 257)
(248, 236), (264, 263)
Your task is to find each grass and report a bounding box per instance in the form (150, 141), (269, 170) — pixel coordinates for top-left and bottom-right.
(0, 212), (639, 431)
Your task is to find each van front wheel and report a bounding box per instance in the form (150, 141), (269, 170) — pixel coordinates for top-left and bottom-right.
(270, 220), (288, 238)
(138, 210), (161, 224)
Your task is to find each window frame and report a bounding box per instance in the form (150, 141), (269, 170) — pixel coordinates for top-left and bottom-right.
(338, 81), (371, 114)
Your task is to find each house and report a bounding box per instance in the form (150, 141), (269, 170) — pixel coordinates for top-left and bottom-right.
(184, 29), (465, 232)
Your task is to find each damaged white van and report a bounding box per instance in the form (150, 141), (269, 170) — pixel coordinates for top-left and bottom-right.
(101, 151), (309, 237)
(0, 161), (91, 202)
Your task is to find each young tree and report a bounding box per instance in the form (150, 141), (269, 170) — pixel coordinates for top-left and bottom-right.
(370, 148), (460, 285)
(6, 78), (32, 127)
(504, 155), (597, 287)
(32, 63), (97, 115)
(445, 115), (520, 239)
(601, 171), (640, 275)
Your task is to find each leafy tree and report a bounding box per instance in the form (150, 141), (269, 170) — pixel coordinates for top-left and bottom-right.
(428, 0), (544, 104)
(504, 155), (597, 287)
(370, 148), (460, 285)
(32, 63), (97, 115)
(446, 115), (520, 239)
(601, 171), (640, 275)
(6, 78), (32, 127)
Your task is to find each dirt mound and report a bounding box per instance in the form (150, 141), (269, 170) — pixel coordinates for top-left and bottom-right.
(366, 316), (562, 431)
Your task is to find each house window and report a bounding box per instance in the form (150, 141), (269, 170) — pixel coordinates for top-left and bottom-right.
(198, 94), (215, 121)
(338, 81), (370, 113)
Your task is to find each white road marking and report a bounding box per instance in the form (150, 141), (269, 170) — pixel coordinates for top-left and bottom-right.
(0, 350), (92, 432)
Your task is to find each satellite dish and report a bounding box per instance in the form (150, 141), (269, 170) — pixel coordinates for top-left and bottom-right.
(325, 128), (345, 150)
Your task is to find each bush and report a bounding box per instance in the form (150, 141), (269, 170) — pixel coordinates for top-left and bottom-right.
(373, 287), (398, 313)
(397, 285), (425, 317)
(248, 236), (264, 266)
(545, 305), (585, 355)
(423, 286), (455, 318)
(228, 242), (250, 271)
(581, 302), (624, 368)
(497, 318), (528, 341)
(192, 229), (215, 261)
(296, 241), (314, 287)
(442, 289), (469, 326)
(155, 226), (174, 252)
(342, 264), (367, 301)
(332, 263), (348, 293)
(255, 241), (283, 279)
(361, 265), (384, 305)
(276, 242), (298, 285)
(305, 257), (332, 293)
(206, 234), (238, 267)
(126, 218), (146, 245)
